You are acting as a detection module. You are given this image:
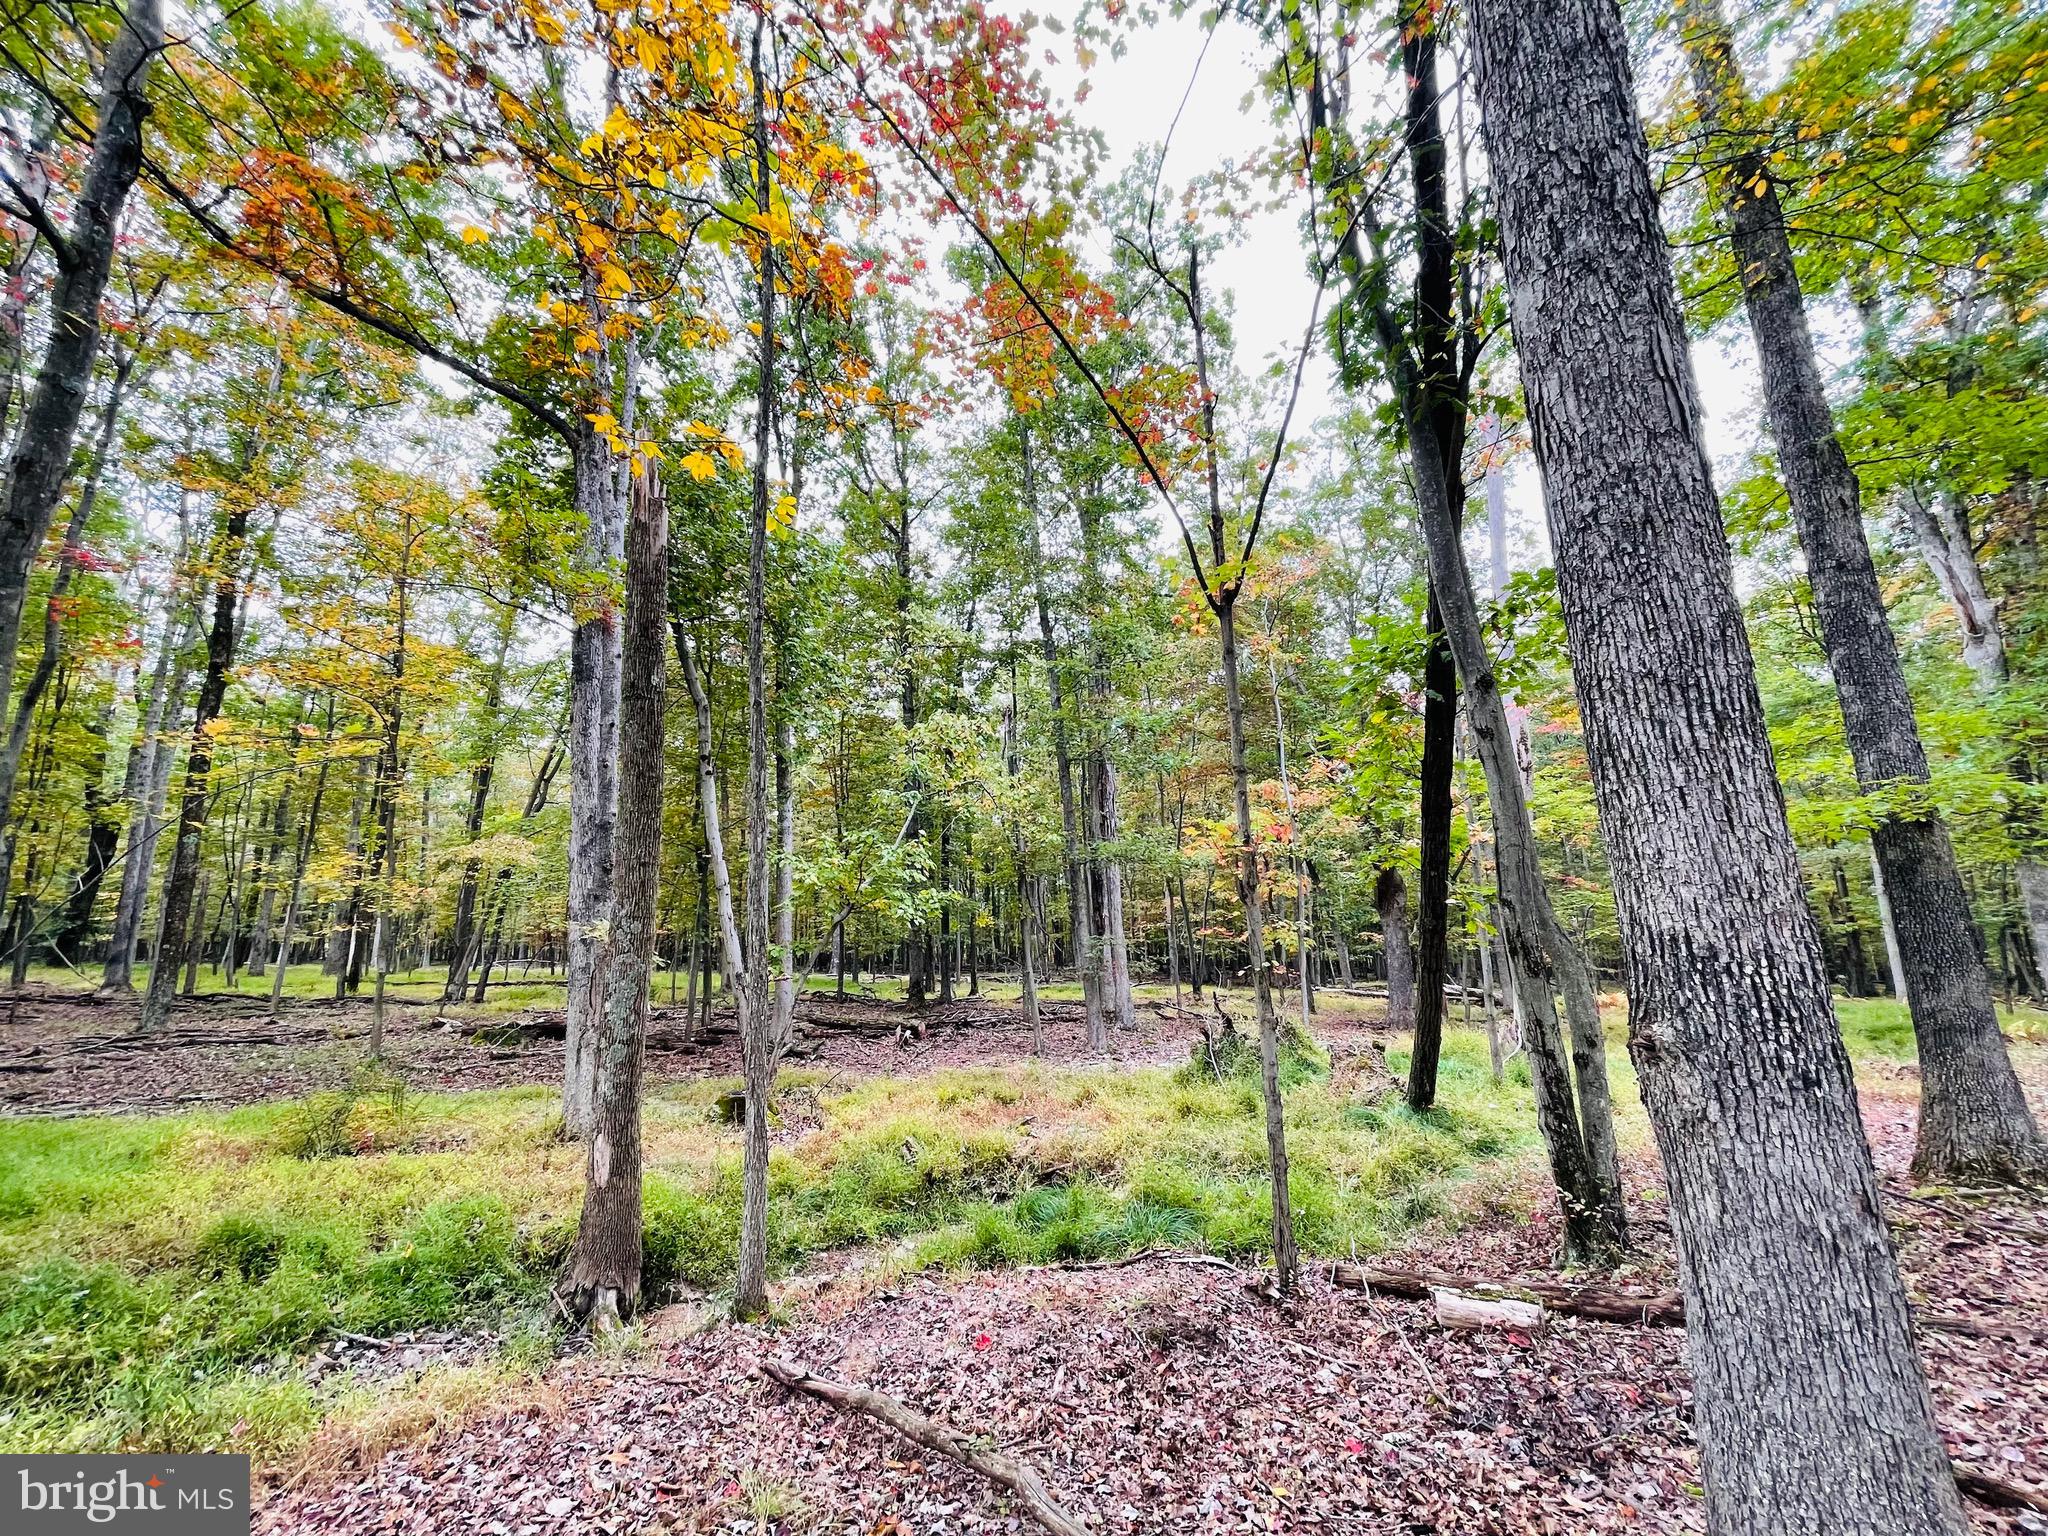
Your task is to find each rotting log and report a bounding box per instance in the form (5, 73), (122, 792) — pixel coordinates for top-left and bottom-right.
(1328, 1261), (2036, 1344)
(1433, 1288), (1545, 1332)
(758, 1357), (1091, 1536)
(1330, 1262), (1683, 1327)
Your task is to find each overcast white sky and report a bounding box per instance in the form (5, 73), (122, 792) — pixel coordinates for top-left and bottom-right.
(1040, 5), (1770, 571)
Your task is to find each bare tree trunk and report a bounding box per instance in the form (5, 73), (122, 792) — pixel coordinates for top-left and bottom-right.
(1376, 864), (1415, 1029)
(1680, 0), (2040, 1181)
(0, 0), (162, 722)
(1021, 422), (1103, 1047)
(563, 426), (626, 1138)
(736, 30), (779, 1320)
(1004, 679), (1042, 1055)
(269, 704), (335, 1015)
(1469, 0), (1967, 1525)
(138, 478), (257, 1031)
(1409, 590), (1456, 1105)
(102, 558), (190, 992)
(447, 607), (515, 999)
(560, 467), (664, 1326)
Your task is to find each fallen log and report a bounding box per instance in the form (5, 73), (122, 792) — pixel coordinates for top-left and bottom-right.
(758, 1357), (1090, 1536)
(1433, 1288), (1545, 1332)
(1954, 1464), (2048, 1515)
(1330, 1262), (1683, 1327)
(1330, 1261), (2040, 1345)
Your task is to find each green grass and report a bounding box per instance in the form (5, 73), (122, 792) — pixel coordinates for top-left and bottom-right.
(0, 1028), (1532, 1461)
(1833, 994), (2048, 1061)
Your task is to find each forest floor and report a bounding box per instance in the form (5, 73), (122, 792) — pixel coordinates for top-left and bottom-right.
(0, 969), (1405, 1115)
(248, 1072), (2048, 1536)
(1, 979), (2044, 1534)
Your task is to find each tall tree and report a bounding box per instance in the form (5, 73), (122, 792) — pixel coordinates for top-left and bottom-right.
(0, 0), (163, 813)
(1468, 0), (1966, 1528)
(1677, 0), (2041, 1182)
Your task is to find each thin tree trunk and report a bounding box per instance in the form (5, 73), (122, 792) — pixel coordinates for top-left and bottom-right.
(1021, 422), (1103, 1046)
(1469, 0), (1966, 1524)
(1679, 0), (2040, 1181)
(137, 452), (261, 1031)
(736, 31), (779, 1320)
(1410, 589), (1456, 1105)
(447, 606), (515, 999)
(1185, 245), (1294, 1293)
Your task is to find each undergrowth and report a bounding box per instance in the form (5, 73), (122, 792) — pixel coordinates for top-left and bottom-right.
(0, 1030), (1534, 1461)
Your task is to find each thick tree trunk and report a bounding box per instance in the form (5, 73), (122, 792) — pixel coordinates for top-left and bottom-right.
(560, 468), (664, 1326)
(0, 0), (161, 721)
(1469, 0), (1967, 1528)
(1680, 0), (2040, 1181)
(563, 428), (625, 1138)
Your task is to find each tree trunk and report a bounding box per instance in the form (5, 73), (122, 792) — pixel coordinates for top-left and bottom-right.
(0, 0), (162, 724)
(1376, 866), (1414, 1030)
(560, 467), (664, 1326)
(447, 606), (514, 1000)
(1218, 594), (1295, 1290)
(736, 31), (779, 1321)
(1021, 421), (1103, 1046)
(137, 482), (255, 1032)
(563, 426), (625, 1138)
(1409, 587), (1456, 1106)
(0, 355), (130, 899)
(1469, 0), (1967, 1526)
(102, 564), (191, 991)
(1680, 0), (2040, 1182)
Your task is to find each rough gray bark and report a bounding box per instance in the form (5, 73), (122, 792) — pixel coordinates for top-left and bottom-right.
(0, 0), (162, 729)
(560, 467), (664, 1326)
(1680, 0), (2040, 1182)
(1469, 0), (1968, 1528)
(563, 426), (625, 1138)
